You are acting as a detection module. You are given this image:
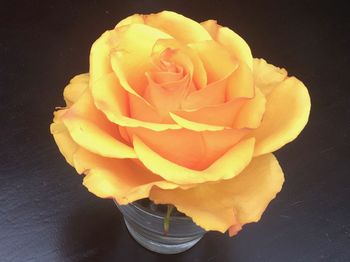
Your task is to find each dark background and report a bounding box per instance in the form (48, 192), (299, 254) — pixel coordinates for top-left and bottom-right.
(1, 1), (349, 261)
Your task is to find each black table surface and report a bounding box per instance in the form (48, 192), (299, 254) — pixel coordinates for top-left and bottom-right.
(1, 1), (349, 261)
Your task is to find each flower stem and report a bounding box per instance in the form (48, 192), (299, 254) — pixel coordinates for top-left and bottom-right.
(163, 204), (174, 235)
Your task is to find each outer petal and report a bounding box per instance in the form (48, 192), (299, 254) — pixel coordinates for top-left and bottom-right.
(89, 31), (113, 84)
(117, 11), (212, 43)
(201, 20), (253, 70)
(50, 74), (90, 165)
(63, 73), (89, 106)
(250, 77), (311, 156)
(221, 153), (284, 224)
(50, 110), (79, 166)
(133, 135), (255, 185)
(61, 89), (136, 159)
(62, 116), (136, 159)
(115, 13), (145, 27)
(150, 153), (284, 232)
(73, 148), (179, 204)
(253, 58), (288, 96)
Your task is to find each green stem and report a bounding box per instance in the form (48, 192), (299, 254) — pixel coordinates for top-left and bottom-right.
(163, 204), (174, 235)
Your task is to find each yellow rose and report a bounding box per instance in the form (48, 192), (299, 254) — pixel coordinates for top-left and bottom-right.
(50, 11), (310, 235)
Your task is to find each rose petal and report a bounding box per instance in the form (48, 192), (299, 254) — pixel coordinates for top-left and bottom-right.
(50, 110), (79, 166)
(201, 129), (249, 164)
(182, 76), (227, 110)
(91, 73), (128, 117)
(221, 153), (284, 224)
(127, 127), (247, 170)
(250, 77), (311, 156)
(144, 72), (191, 117)
(121, 11), (212, 43)
(115, 13), (145, 27)
(228, 223), (243, 237)
(89, 31), (113, 83)
(200, 20), (219, 38)
(151, 185), (235, 232)
(142, 48), (195, 116)
(153, 187), (235, 232)
(62, 90), (136, 159)
(150, 68), (183, 83)
(91, 72), (181, 130)
(110, 24), (173, 98)
(129, 93), (171, 124)
(133, 135), (255, 185)
(173, 98), (246, 129)
(226, 62), (254, 101)
(189, 40), (238, 83)
(73, 148), (179, 204)
(253, 58), (288, 96)
(150, 153), (284, 232)
(127, 127), (206, 169)
(118, 126), (131, 144)
(181, 63), (254, 110)
(63, 73), (89, 106)
(201, 20), (253, 70)
(63, 116), (136, 159)
(152, 42), (194, 76)
(233, 87), (266, 129)
(151, 38), (207, 88)
(169, 113), (226, 131)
